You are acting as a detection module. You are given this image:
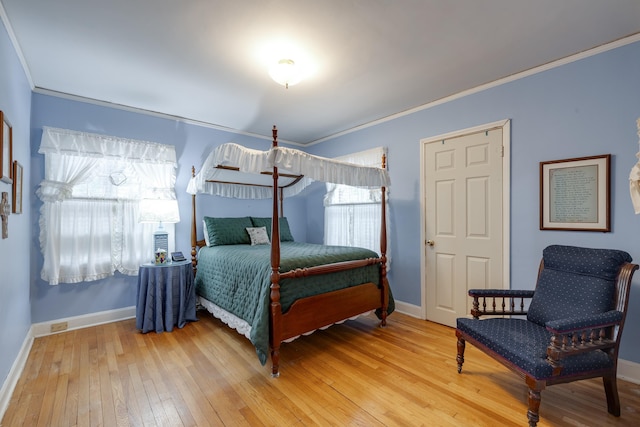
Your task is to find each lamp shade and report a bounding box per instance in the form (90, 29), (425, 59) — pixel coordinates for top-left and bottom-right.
(138, 199), (180, 224)
(269, 59), (301, 89)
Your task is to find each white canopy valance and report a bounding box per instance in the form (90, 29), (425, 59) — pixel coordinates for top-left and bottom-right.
(187, 143), (390, 199)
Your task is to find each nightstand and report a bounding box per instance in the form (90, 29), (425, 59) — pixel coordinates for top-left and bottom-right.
(136, 259), (198, 333)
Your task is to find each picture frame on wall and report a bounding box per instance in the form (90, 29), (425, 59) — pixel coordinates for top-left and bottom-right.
(540, 154), (611, 232)
(12, 161), (22, 214)
(0, 111), (13, 184)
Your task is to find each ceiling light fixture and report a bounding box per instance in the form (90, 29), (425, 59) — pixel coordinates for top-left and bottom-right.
(269, 59), (301, 89)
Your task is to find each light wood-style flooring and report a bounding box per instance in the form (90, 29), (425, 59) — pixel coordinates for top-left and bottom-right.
(3, 310), (640, 426)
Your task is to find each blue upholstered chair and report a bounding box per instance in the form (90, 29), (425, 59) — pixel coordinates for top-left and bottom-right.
(456, 245), (638, 427)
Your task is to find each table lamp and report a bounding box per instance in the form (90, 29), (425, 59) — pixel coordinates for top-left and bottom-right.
(138, 199), (180, 264)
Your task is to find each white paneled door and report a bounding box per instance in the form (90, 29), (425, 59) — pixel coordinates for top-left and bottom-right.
(422, 122), (509, 327)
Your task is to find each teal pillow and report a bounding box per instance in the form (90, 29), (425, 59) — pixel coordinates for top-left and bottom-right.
(203, 216), (252, 246)
(250, 217), (294, 241)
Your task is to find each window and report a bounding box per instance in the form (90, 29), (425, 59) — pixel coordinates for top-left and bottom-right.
(38, 127), (178, 285)
(324, 147), (390, 267)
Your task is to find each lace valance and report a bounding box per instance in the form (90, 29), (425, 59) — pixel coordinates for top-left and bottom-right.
(39, 127), (176, 163)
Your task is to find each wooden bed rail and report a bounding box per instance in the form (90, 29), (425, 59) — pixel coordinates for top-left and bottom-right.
(279, 257), (383, 280)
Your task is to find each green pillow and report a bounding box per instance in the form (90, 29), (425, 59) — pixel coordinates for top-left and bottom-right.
(203, 216), (252, 246)
(250, 217), (294, 241)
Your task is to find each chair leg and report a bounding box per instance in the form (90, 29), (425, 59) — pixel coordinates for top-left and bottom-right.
(526, 388), (541, 427)
(603, 374), (621, 416)
(456, 332), (465, 373)
(525, 377), (544, 427)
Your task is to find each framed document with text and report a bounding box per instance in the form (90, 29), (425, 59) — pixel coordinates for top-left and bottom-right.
(540, 154), (610, 232)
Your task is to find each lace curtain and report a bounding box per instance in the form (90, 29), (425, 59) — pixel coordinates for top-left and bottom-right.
(324, 147), (390, 269)
(38, 127), (178, 285)
(630, 118), (640, 214)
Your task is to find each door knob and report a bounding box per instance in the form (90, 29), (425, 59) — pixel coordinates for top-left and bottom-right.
(426, 240), (435, 246)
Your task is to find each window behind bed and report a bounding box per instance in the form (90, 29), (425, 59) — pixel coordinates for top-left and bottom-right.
(324, 147), (389, 267)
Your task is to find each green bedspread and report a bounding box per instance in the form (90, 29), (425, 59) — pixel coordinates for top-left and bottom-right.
(195, 241), (393, 365)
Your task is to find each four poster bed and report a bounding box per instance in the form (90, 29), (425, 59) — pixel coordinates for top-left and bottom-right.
(187, 126), (392, 376)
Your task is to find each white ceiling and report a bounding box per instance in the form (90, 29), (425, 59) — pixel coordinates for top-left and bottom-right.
(2, 1), (640, 144)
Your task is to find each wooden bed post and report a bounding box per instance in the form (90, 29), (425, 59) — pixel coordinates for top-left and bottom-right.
(379, 153), (389, 326)
(269, 125), (283, 377)
(279, 188), (284, 218)
(191, 166), (198, 275)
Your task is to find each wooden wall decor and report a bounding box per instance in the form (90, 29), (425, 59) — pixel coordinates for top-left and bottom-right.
(0, 111), (12, 184)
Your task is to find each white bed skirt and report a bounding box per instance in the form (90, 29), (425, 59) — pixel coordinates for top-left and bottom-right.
(197, 296), (372, 344)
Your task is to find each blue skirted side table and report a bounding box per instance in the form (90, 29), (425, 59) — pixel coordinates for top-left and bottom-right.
(136, 259), (198, 333)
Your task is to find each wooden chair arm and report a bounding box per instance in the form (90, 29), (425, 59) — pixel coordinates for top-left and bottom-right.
(545, 311), (623, 334)
(469, 289), (535, 319)
(545, 311), (623, 365)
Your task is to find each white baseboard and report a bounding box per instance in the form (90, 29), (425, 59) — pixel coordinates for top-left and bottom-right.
(0, 332), (33, 424)
(31, 305), (136, 337)
(618, 359), (640, 385)
(393, 300), (423, 319)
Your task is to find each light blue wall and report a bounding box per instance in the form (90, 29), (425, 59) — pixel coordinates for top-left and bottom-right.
(29, 94), (307, 322)
(306, 41), (640, 362)
(3, 15), (640, 384)
(0, 20), (32, 385)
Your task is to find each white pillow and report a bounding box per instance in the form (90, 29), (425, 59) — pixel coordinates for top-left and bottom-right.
(202, 219), (210, 246)
(246, 226), (270, 246)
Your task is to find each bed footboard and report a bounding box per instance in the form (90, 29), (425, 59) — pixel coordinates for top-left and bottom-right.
(269, 276), (389, 377)
(279, 282), (387, 340)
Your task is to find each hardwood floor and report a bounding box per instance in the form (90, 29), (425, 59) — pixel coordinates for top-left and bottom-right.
(3, 311), (640, 426)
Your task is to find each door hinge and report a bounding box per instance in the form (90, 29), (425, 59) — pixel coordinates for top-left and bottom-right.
(500, 146), (504, 157)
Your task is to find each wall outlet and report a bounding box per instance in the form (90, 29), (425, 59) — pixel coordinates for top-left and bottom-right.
(50, 322), (68, 333)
